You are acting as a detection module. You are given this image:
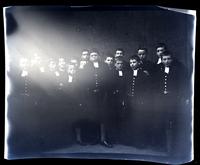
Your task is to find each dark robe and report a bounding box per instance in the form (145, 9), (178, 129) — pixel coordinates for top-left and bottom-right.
(123, 68), (151, 147)
(152, 60), (190, 153)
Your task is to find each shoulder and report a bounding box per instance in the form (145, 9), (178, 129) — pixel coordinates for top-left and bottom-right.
(173, 59), (186, 69)
(100, 62), (109, 69)
(142, 70), (150, 76)
(138, 67), (150, 76)
(85, 62), (92, 67)
(148, 60), (157, 68)
(156, 63), (164, 71)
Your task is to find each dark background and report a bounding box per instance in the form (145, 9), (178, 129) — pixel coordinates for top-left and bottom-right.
(0, 1), (199, 165)
(6, 6), (194, 73)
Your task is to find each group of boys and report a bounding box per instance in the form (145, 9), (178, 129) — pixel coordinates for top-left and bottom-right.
(17, 43), (190, 152)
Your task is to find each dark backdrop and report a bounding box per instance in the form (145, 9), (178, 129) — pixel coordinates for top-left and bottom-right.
(6, 6), (194, 71)
(4, 6), (195, 161)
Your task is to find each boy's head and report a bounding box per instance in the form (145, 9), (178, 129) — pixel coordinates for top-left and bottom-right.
(90, 50), (100, 62)
(115, 58), (124, 70)
(161, 51), (173, 67)
(81, 49), (89, 61)
(137, 47), (147, 61)
(129, 55), (140, 69)
(105, 56), (114, 66)
(156, 43), (167, 58)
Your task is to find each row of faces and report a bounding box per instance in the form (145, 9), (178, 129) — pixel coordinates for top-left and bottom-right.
(20, 53), (172, 73)
(19, 44), (168, 70)
(81, 47), (166, 62)
(19, 55), (173, 78)
(67, 54), (173, 76)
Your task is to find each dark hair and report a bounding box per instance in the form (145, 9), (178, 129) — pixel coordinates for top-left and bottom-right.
(82, 49), (89, 53)
(115, 56), (124, 62)
(90, 48), (99, 55)
(115, 48), (124, 52)
(156, 43), (167, 49)
(160, 50), (173, 59)
(105, 54), (114, 59)
(129, 55), (140, 62)
(137, 47), (148, 52)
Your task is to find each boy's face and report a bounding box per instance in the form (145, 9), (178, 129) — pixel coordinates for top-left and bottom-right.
(81, 51), (89, 60)
(137, 49), (146, 60)
(105, 57), (114, 66)
(130, 59), (139, 69)
(115, 50), (123, 58)
(70, 59), (78, 67)
(67, 65), (76, 75)
(58, 58), (66, 70)
(31, 54), (41, 66)
(162, 55), (173, 67)
(49, 60), (56, 70)
(115, 60), (123, 70)
(156, 47), (165, 58)
(90, 52), (99, 62)
(20, 58), (28, 69)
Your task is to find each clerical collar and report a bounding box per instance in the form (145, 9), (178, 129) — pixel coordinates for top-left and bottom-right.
(79, 61), (87, 69)
(40, 67), (45, 73)
(157, 58), (162, 64)
(93, 62), (99, 68)
(21, 70), (28, 77)
(68, 75), (73, 83)
(164, 66), (170, 74)
(55, 71), (60, 76)
(133, 69), (138, 76)
(118, 70), (123, 76)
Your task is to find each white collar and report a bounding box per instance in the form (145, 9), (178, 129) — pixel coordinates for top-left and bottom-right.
(157, 58), (162, 64)
(93, 62), (99, 68)
(133, 69), (138, 76)
(164, 66), (170, 74)
(79, 61), (87, 69)
(21, 70), (28, 77)
(68, 75), (73, 83)
(55, 71), (60, 76)
(118, 70), (123, 76)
